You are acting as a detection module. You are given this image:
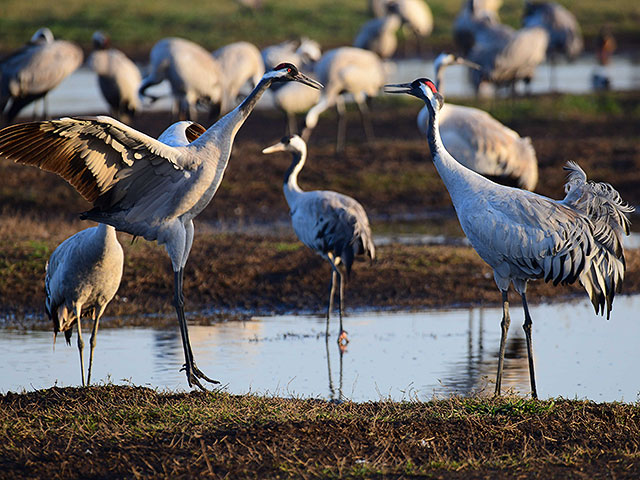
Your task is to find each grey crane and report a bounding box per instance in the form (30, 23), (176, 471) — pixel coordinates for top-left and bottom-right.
(0, 28), (83, 123)
(273, 78), (322, 135)
(386, 77), (633, 399)
(417, 53), (538, 190)
(302, 47), (386, 151)
(88, 31), (142, 123)
(45, 119), (205, 387)
(370, 0), (433, 54)
(0, 63), (322, 390)
(46, 223), (124, 387)
(212, 41), (265, 114)
(261, 38), (322, 72)
(453, 0), (506, 55)
(138, 37), (224, 121)
(262, 135), (375, 345)
(469, 25), (549, 95)
(354, 3), (403, 60)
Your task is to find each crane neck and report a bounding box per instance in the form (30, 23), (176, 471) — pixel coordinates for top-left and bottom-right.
(95, 222), (118, 244)
(283, 149), (306, 205)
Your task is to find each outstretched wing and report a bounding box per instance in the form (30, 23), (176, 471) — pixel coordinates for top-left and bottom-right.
(0, 116), (193, 211)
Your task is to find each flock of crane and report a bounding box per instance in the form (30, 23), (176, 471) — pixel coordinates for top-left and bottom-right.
(0, 1), (633, 400)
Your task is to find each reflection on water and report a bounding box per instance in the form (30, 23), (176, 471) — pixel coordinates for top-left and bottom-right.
(1, 295), (639, 402)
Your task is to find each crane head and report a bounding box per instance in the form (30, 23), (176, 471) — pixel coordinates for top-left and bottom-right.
(435, 53), (481, 72)
(270, 63), (323, 89)
(385, 78), (444, 112)
(262, 134), (306, 155)
(92, 30), (111, 50)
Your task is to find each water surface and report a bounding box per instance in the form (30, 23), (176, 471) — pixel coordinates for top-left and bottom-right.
(1, 295), (638, 402)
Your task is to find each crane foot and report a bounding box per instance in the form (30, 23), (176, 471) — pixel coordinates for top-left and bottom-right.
(180, 362), (220, 390)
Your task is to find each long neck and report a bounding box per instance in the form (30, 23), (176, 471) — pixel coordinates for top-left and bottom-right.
(283, 149), (306, 206)
(199, 75), (276, 144)
(435, 66), (445, 96)
(95, 222), (117, 246)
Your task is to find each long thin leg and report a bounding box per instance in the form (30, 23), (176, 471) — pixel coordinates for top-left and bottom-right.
(356, 97), (375, 144)
(337, 268), (348, 346)
(521, 293), (538, 399)
(325, 334), (335, 400)
(87, 305), (105, 385)
(495, 290), (510, 396)
(326, 269), (337, 338)
(336, 97), (347, 153)
(75, 307), (86, 387)
(286, 111), (297, 135)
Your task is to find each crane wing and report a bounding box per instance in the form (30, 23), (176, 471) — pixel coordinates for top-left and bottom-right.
(0, 116), (194, 210)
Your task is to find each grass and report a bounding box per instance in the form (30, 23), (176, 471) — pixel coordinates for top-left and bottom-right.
(0, 0), (639, 58)
(1, 385), (639, 478)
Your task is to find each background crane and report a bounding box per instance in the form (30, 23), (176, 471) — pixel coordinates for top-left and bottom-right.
(386, 77), (633, 399)
(0, 63), (323, 390)
(262, 134), (375, 345)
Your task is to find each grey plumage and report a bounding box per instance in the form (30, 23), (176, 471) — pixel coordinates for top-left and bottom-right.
(46, 223), (123, 387)
(417, 53), (538, 190)
(88, 31), (142, 123)
(354, 5), (402, 59)
(0, 64), (323, 390)
(261, 38), (322, 72)
(302, 47), (386, 151)
(453, 0), (506, 55)
(523, 1), (583, 60)
(386, 77), (633, 399)
(262, 135), (375, 345)
(0, 28), (83, 123)
(138, 37), (224, 121)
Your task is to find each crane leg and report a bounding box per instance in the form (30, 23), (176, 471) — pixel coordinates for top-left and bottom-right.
(495, 290), (510, 396)
(286, 112), (298, 135)
(356, 98), (375, 144)
(87, 305), (106, 386)
(325, 268), (338, 338)
(75, 307), (86, 387)
(521, 293), (538, 399)
(337, 268), (349, 348)
(173, 268), (219, 390)
(336, 98), (347, 153)
(325, 333), (335, 400)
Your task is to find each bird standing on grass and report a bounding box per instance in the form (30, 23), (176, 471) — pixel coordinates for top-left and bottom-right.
(386, 77), (633, 398)
(262, 135), (375, 346)
(0, 63), (322, 390)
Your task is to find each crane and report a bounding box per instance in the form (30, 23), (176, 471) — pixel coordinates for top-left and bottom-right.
(88, 31), (142, 123)
(0, 28), (83, 123)
(453, 0), (505, 55)
(261, 38), (322, 72)
(385, 77), (633, 399)
(0, 63), (322, 390)
(46, 223), (124, 387)
(417, 53), (538, 190)
(212, 41), (265, 114)
(138, 37), (224, 121)
(46, 119), (206, 387)
(354, 3), (403, 60)
(370, 0), (433, 55)
(302, 47), (386, 152)
(262, 135), (375, 346)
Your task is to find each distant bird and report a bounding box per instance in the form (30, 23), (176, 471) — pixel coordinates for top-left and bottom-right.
(262, 135), (375, 345)
(302, 47), (386, 151)
(469, 25), (549, 95)
(212, 41), (265, 113)
(261, 38), (322, 72)
(138, 37), (224, 121)
(453, 0), (506, 55)
(523, 1), (583, 61)
(44, 120), (205, 387)
(0, 63), (322, 390)
(46, 223), (123, 387)
(88, 31), (142, 123)
(596, 25), (616, 66)
(386, 77), (633, 399)
(0, 28), (83, 123)
(273, 79), (322, 135)
(370, 0), (433, 54)
(417, 53), (538, 190)
(354, 2), (403, 59)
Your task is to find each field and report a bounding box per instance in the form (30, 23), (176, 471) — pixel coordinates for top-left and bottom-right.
(0, 0), (639, 59)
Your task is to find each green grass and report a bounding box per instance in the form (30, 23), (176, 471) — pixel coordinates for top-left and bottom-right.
(0, 0), (638, 57)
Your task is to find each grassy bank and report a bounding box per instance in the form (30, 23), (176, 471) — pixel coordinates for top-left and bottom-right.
(0, 385), (639, 478)
(0, 0), (639, 59)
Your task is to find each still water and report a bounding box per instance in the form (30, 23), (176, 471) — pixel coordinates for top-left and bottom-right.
(1, 295), (639, 402)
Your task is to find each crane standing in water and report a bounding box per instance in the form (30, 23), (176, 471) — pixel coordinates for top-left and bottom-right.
(0, 64), (322, 390)
(386, 77), (633, 398)
(262, 135), (375, 346)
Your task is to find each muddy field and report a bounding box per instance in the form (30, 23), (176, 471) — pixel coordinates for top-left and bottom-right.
(1, 93), (640, 324)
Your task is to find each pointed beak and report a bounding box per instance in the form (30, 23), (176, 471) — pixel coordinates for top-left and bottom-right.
(456, 58), (481, 70)
(262, 142), (286, 154)
(294, 71), (323, 90)
(384, 83), (413, 95)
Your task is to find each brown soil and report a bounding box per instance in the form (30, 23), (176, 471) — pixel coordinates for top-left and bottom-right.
(1, 95), (640, 325)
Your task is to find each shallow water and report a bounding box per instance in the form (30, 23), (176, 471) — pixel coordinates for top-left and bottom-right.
(40, 55), (640, 117)
(1, 295), (639, 402)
